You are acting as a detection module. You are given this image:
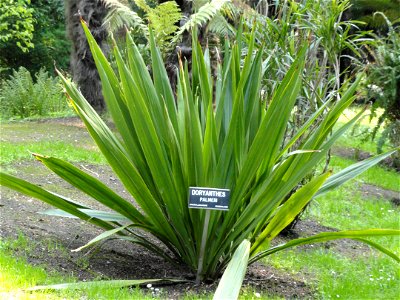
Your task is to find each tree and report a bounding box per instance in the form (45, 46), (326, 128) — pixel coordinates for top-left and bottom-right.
(0, 0), (34, 53)
(65, 0), (110, 112)
(1, 0), (70, 80)
(64, 0), (231, 111)
(0, 0), (34, 77)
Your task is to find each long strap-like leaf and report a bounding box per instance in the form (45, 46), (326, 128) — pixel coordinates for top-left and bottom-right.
(213, 239), (250, 300)
(35, 155), (148, 225)
(249, 229), (400, 264)
(0, 173), (113, 231)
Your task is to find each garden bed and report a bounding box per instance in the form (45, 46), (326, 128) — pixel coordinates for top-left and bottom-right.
(1, 118), (399, 299)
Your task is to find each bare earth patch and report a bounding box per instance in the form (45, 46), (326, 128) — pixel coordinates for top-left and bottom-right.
(332, 146), (400, 172)
(359, 184), (400, 206)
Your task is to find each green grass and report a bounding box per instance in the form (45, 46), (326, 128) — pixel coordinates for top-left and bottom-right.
(0, 121), (106, 166)
(0, 141), (106, 165)
(263, 149), (400, 299)
(309, 185), (399, 230)
(264, 184), (400, 299)
(0, 234), (154, 300)
(328, 156), (399, 192)
(0, 234), (281, 300)
(334, 122), (390, 155)
(1, 110), (76, 122)
(266, 250), (399, 300)
(335, 107), (393, 154)
(0, 234), (75, 299)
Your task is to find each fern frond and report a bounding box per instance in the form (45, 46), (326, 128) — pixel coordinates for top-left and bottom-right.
(103, 0), (149, 37)
(173, 0), (231, 42)
(148, 1), (182, 45)
(207, 13), (235, 37)
(193, 0), (209, 10)
(225, 1), (256, 21)
(221, 2), (241, 21)
(132, 0), (151, 13)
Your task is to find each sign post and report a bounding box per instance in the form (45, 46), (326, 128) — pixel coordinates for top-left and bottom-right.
(188, 187), (230, 284)
(195, 209), (211, 284)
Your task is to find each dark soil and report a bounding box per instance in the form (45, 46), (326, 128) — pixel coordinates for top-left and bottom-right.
(359, 184), (400, 206)
(332, 146), (400, 172)
(0, 118), (397, 299)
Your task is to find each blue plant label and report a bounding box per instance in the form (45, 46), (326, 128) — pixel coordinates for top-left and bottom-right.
(188, 187), (230, 211)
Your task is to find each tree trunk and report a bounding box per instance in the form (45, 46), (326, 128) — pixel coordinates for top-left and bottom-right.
(162, 0), (193, 90)
(65, 0), (109, 113)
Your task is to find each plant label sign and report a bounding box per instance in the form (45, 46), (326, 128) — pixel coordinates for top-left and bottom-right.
(188, 187), (230, 211)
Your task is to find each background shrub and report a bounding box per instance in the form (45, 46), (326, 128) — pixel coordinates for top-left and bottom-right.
(364, 18), (400, 151)
(0, 0), (70, 80)
(0, 67), (69, 119)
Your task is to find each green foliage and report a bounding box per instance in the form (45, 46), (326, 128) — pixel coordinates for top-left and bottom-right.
(240, 1), (371, 172)
(26, 0), (70, 71)
(1, 22), (398, 284)
(174, 0), (231, 40)
(104, 0), (182, 54)
(350, 0), (400, 31)
(252, 0), (369, 105)
(147, 1), (181, 48)
(362, 16), (400, 154)
(0, 67), (68, 119)
(0, 0), (34, 52)
(103, 0), (149, 37)
(104, 0), (232, 55)
(213, 239), (250, 300)
(237, 0), (377, 226)
(0, 0), (70, 79)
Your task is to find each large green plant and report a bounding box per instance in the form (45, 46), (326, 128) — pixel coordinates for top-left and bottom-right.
(1, 22), (398, 283)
